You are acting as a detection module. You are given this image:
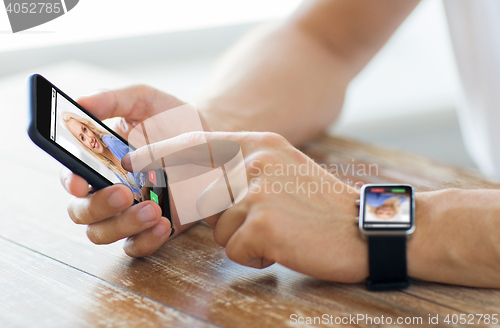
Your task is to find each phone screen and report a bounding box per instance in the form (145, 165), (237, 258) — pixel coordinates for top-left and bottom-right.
(47, 86), (169, 212)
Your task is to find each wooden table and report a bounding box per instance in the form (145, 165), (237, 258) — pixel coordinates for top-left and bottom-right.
(2, 67), (500, 327)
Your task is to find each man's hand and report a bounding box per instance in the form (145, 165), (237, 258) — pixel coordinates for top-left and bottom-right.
(123, 130), (500, 287)
(123, 131), (368, 282)
(60, 85), (198, 257)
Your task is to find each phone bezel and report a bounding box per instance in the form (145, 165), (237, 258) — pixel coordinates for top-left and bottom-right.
(27, 74), (172, 226)
(30, 74), (135, 189)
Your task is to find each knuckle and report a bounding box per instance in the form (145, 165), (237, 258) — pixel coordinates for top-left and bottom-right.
(124, 241), (153, 258)
(245, 183), (265, 204)
(148, 142), (159, 161)
(112, 220), (126, 239)
(225, 241), (240, 263)
(86, 225), (105, 245)
(256, 150), (279, 164)
(185, 131), (206, 146)
(248, 211), (268, 233)
(132, 84), (158, 111)
(212, 229), (226, 248)
(67, 199), (85, 224)
(66, 202), (78, 223)
(247, 150), (279, 170)
(131, 84), (156, 100)
(134, 84), (153, 92)
(123, 243), (138, 257)
(248, 210), (278, 240)
(225, 230), (253, 265)
(86, 202), (102, 223)
(259, 132), (288, 147)
(125, 234), (161, 258)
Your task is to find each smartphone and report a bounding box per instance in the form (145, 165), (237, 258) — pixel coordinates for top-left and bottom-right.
(27, 74), (174, 234)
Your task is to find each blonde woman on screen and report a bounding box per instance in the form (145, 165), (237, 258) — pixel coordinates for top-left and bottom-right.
(61, 112), (145, 200)
(368, 197), (400, 220)
(366, 193), (407, 220)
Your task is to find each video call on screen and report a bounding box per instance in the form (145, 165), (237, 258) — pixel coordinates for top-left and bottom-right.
(363, 187), (411, 229)
(48, 88), (164, 207)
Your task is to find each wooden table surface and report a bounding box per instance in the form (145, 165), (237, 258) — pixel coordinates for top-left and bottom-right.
(2, 67), (500, 327)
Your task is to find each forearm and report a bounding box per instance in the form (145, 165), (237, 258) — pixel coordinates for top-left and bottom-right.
(409, 189), (500, 287)
(197, 23), (352, 145)
(197, 0), (419, 145)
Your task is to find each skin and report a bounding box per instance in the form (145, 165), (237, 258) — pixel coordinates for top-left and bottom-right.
(61, 86), (198, 257)
(122, 131), (500, 287)
(60, 0), (500, 287)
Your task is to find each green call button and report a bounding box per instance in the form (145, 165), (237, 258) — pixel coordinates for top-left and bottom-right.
(150, 190), (159, 204)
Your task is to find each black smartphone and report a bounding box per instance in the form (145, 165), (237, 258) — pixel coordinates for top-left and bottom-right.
(27, 74), (173, 234)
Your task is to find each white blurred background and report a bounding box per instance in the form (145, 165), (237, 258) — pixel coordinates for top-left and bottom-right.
(0, 0), (475, 169)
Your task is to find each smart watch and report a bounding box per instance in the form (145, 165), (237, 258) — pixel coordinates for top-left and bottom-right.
(358, 184), (415, 291)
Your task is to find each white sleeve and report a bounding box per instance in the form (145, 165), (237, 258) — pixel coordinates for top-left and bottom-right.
(444, 0), (500, 176)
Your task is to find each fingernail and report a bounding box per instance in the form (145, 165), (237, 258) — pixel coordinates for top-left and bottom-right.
(108, 190), (128, 208)
(137, 204), (156, 223)
(64, 177), (70, 191)
(121, 152), (135, 171)
(152, 222), (168, 238)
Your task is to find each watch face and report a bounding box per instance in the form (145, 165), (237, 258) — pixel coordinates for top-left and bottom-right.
(360, 185), (414, 233)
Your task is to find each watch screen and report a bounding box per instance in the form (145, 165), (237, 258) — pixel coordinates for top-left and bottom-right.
(362, 185), (413, 231)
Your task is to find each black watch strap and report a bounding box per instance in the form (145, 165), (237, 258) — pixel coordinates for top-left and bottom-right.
(366, 235), (410, 291)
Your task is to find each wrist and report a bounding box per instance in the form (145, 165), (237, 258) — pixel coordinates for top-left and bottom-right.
(338, 187), (369, 282)
(407, 189), (448, 282)
(409, 188), (500, 287)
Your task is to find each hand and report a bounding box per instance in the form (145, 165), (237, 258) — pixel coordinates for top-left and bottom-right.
(123, 131), (368, 282)
(60, 85), (197, 257)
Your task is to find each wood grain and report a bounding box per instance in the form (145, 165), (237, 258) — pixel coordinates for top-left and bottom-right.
(0, 238), (215, 328)
(1, 147), (499, 327)
(301, 135), (500, 191)
(2, 67), (500, 327)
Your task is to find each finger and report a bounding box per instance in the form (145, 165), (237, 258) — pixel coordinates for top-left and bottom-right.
(225, 225), (275, 269)
(77, 86), (157, 121)
(122, 131), (209, 173)
(123, 217), (174, 257)
(212, 204), (248, 247)
(203, 213), (221, 229)
(67, 184), (134, 225)
(60, 167), (90, 198)
(121, 132), (249, 173)
(195, 157), (249, 220)
(224, 211), (275, 269)
(86, 201), (161, 245)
